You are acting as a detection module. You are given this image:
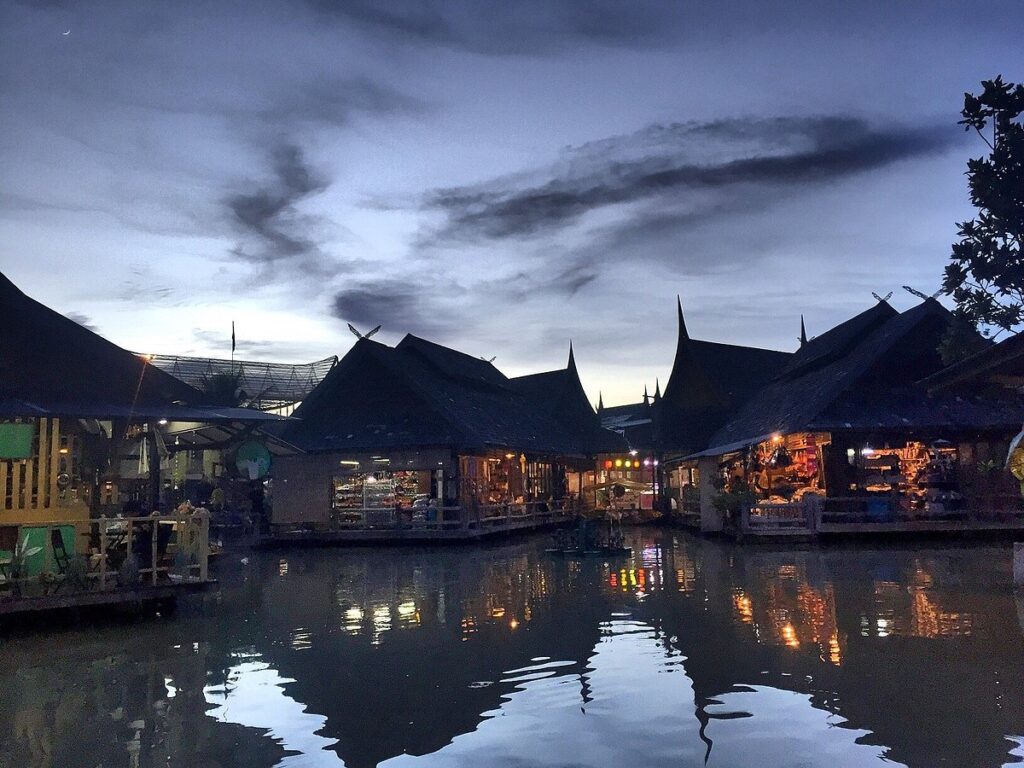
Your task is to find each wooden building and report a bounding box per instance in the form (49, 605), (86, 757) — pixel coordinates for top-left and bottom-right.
(272, 335), (625, 536)
(685, 298), (1024, 536)
(0, 271), (284, 585)
(599, 298), (792, 516)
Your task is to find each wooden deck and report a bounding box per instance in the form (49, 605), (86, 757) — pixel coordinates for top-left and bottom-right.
(0, 511), (213, 623)
(0, 579), (212, 619)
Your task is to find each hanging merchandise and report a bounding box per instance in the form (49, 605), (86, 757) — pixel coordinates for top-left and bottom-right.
(746, 448), (762, 473)
(1006, 428), (1024, 495)
(768, 445), (792, 469)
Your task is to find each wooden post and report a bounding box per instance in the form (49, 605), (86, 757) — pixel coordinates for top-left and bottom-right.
(199, 512), (209, 582)
(125, 518), (134, 577)
(147, 429), (160, 513)
(151, 517), (159, 585)
(1014, 543), (1024, 586)
(43, 523), (52, 577)
(99, 518), (108, 589)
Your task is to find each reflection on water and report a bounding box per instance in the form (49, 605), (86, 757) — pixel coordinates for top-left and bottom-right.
(2, 532), (1024, 767)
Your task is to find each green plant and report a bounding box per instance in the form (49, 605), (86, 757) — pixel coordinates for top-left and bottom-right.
(9, 534), (42, 581)
(712, 478), (757, 516)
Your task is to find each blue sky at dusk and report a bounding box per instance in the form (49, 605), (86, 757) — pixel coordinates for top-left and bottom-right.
(1, 0), (1021, 404)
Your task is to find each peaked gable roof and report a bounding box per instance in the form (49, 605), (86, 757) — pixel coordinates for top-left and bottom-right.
(0, 271), (201, 414)
(510, 345), (623, 453)
(782, 300), (898, 377)
(662, 297), (792, 409)
(657, 296), (792, 452)
(702, 299), (964, 453)
(288, 336), (625, 455)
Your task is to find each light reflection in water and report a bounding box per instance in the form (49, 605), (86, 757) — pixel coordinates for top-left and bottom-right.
(1, 533), (1023, 768)
(204, 658), (342, 766)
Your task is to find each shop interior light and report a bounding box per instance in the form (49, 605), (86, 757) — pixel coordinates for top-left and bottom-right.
(861, 446), (874, 456)
(340, 460), (360, 466)
(653, 460), (659, 466)
(157, 418), (168, 425)
(772, 433), (783, 443)
(629, 449), (638, 456)
(643, 459), (651, 467)
(505, 453), (515, 459)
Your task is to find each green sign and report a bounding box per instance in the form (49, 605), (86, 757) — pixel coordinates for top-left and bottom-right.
(235, 441), (272, 479)
(0, 423), (34, 459)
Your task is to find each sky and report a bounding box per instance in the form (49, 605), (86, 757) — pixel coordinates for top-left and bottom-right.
(1, 0), (1021, 405)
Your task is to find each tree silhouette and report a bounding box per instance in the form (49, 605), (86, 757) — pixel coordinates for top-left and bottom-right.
(942, 76), (1024, 349)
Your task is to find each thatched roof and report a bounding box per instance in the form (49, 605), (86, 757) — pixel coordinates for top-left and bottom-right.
(285, 335), (625, 456)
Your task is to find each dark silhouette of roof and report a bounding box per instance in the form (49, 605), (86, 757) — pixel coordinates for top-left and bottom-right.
(509, 343), (623, 453)
(656, 297), (792, 452)
(699, 298), (1024, 455)
(781, 299), (898, 378)
(286, 335), (625, 455)
(0, 270), (201, 415)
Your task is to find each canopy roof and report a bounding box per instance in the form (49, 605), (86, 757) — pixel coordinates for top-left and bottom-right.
(144, 353), (337, 408)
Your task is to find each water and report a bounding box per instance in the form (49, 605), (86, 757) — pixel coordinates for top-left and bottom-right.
(2, 531), (1024, 768)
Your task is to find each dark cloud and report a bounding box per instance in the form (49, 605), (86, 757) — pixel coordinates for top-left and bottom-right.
(225, 141), (334, 278)
(117, 267), (186, 306)
(419, 116), (958, 246)
(303, 0), (685, 54)
(331, 279), (458, 337)
(242, 76), (429, 135)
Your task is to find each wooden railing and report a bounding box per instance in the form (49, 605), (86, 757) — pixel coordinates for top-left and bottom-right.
(327, 500), (576, 532)
(0, 512), (210, 597)
(742, 500), (816, 533)
(736, 495), (1024, 535)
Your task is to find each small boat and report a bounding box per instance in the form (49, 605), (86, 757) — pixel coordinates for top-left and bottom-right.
(546, 519), (630, 558)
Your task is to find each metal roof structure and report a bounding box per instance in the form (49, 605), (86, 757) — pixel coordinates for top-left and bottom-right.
(143, 354), (338, 409)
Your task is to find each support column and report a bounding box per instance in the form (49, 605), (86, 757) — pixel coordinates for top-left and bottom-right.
(147, 428), (161, 513)
(698, 456), (722, 533)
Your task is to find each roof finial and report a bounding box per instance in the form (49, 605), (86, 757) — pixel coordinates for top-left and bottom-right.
(643, 384), (650, 405)
(677, 295), (689, 341)
(799, 315), (808, 347)
(597, 391), (604, 412)
(567, 339), (577, 372)
(654, 378), (661, 401)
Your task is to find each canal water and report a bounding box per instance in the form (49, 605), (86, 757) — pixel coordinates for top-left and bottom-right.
(2, 531), (1024, 768)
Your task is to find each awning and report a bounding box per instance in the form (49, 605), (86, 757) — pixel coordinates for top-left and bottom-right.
(682, 432), (777, 461)
(165, 421), (301, 456)
(0, 398), (290, 423)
